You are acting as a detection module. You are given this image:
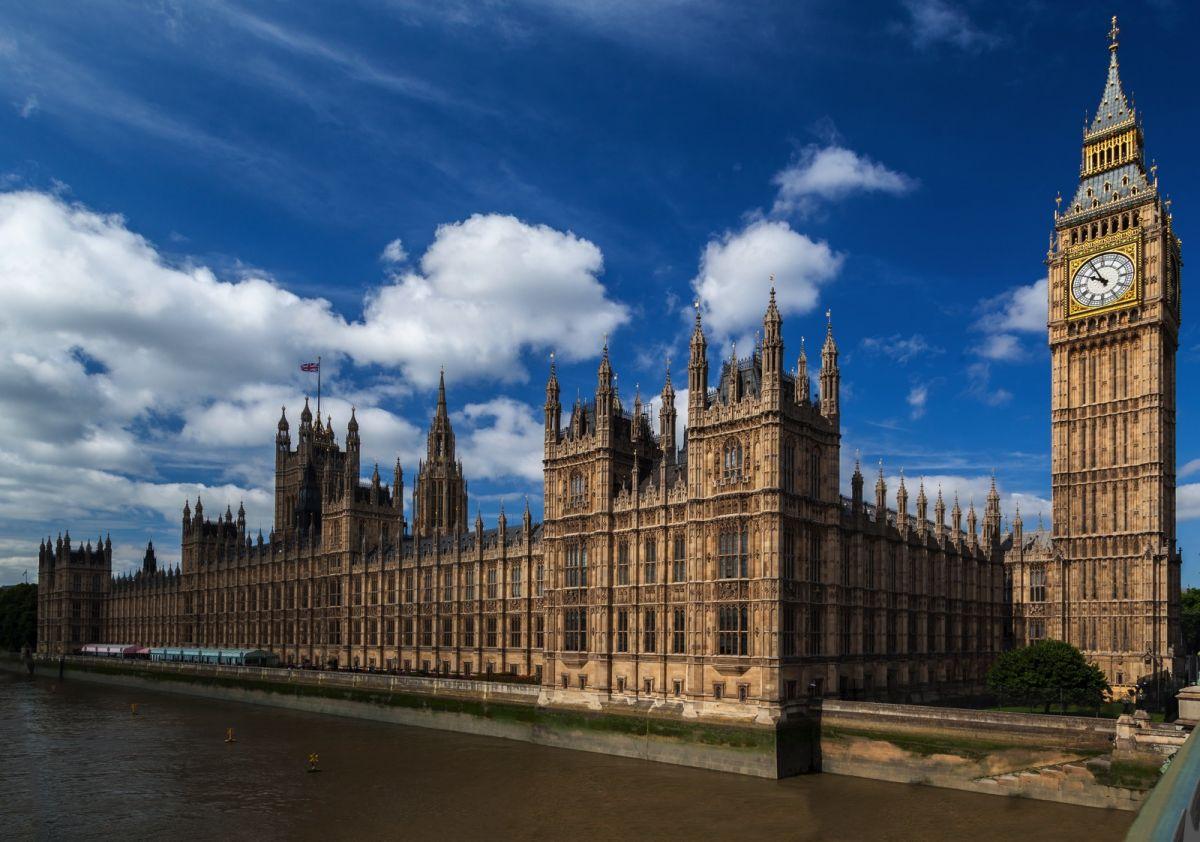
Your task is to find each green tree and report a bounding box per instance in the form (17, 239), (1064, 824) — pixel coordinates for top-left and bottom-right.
(1181, 588), (1200, 658)
(0, 583), (38, 652)
(987, 639), (1109, 713)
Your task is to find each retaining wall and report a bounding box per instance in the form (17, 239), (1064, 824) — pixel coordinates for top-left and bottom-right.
(4, 656), (801, 779)
(3, 655), (1161, 809)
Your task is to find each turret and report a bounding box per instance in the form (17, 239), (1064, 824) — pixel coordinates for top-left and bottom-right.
(659, 362), (677, 464)
(276, 406), (290, 452)
(916, 478), (928, 528)
(299, 396), (313, 449)
(182, 499), (191, 534)
(796, 337), (810, 404)
(236, 501), (246, 536)
(874, 461), (887, 522)
(727, 341), (740, 403)
(545, 353), (561, 444)
(762, 285), (783, 403)
(393, 458), (404, 515)
(967, 500), (978, 547)
(523, 495), (532, 536)
(632, 383), (643, 444)
(896, 471), (908, 531)
(935, 487), (946, 539)
(951, 492), (962, 538)
(819, 309), (840, 424)
(143, 540), (157, 574)
(851, 454), (864, 513)
(688, 304), (708, 418)
(984, 473), (1002, 552)
(596, 337), (614, 423)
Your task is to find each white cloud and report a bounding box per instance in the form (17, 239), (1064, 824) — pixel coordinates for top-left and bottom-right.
(980, 276), (1048, 335)
(16, 93), (37, 118)
(1181, 459), (1200, 479)
(975, 333), (1023, 362)
(690, 219), (842, 341)
(772, 145), (915, 215)
(1179, 484), (1200, 522)
(455, 397), (544, 483)
(860, 333), (942, 364)
(380, 238), (408, 264)
(972, 277), (1047, 361)
(902, 0), (999, 51)
(349, 213), (628, 386)
(0, 190), (629, 582)
(907, 383), (929, 420)
(965, 361), (1012, 406)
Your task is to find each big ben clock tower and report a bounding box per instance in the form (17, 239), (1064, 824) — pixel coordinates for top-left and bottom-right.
(1046, 17), (1182, 689)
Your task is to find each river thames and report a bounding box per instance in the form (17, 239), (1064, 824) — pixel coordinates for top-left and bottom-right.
(0, 671), (1133, 841)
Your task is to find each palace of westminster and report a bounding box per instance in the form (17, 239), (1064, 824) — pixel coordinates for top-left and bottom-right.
(35, 22), (1183, 719)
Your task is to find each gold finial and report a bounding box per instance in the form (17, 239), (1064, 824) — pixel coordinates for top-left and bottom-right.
(1055, 192), (1062, 208)
(1109, 15), (1119, 52)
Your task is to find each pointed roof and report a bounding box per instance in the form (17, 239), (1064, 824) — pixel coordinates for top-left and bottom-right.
(1087, 18), (1134, 138)
(822, 309), (837, 355)
(764, 284), (781, 327)
(426, 367), (456, 461)
(690, 301), (706, 348)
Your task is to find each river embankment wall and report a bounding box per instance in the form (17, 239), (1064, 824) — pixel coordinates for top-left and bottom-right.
(5, 655), (804, 779)
(4, 655), (1163, 809)
(818, 698), (1158, 810)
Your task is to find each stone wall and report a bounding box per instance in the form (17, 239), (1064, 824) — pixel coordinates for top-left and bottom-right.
(817, 699), (1157, 811)
(10, 655), (806, 779)
(5, 655), (1163, 810)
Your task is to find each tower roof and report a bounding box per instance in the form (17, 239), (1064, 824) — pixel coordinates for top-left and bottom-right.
(1087, 17), (1134, 138)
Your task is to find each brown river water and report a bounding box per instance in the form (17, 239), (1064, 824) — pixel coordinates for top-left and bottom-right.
(0, 671), (1133, 841)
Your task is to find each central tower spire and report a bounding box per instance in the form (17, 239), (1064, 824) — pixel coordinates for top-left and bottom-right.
(413, 367), (468, 538)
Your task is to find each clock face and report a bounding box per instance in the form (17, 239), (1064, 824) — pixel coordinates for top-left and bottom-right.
(1071, 251), (1135, 309)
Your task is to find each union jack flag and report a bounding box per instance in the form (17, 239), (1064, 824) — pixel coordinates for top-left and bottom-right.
(300, 362), (319, 372)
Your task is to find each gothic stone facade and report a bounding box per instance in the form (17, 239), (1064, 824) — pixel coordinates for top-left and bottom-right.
(37, 303), (1005, 721)
(35, 20), (1180, 714)
(1005, 23), (1182, 691)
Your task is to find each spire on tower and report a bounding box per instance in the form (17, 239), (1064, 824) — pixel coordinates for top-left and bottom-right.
(688, 301), (709, 413)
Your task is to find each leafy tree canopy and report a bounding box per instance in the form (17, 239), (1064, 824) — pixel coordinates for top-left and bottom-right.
(0, 583), (37, 652)
(987, 639), (1109, 712)
(1181, 588), (1200, 657)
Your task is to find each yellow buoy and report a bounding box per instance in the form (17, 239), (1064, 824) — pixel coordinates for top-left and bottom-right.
(225, 727), (236, 743)
(307, 753), (320, 773)
(130, 703), (138, 716)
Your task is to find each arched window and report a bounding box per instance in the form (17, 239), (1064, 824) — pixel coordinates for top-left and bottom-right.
(782, 438), (797, 493)
(1030, 567), (1047, 603)
(718, 525), (748, 579)
(569, 471), (586, 507)
(722, 439), (743, 480)
(809, 449), (821, 498)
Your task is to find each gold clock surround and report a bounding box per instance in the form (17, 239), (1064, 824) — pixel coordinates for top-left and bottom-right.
(1065, 233), (1140, 319)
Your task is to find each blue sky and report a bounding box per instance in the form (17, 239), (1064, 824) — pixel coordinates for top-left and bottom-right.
(1, 0), (1197, 585)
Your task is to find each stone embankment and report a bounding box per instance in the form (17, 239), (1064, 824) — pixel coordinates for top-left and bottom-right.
(4, 654), (1179, 811)
(819, 699), (1173, 811)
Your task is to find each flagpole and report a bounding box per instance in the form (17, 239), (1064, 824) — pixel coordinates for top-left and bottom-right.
(316, 355), (322, 420)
